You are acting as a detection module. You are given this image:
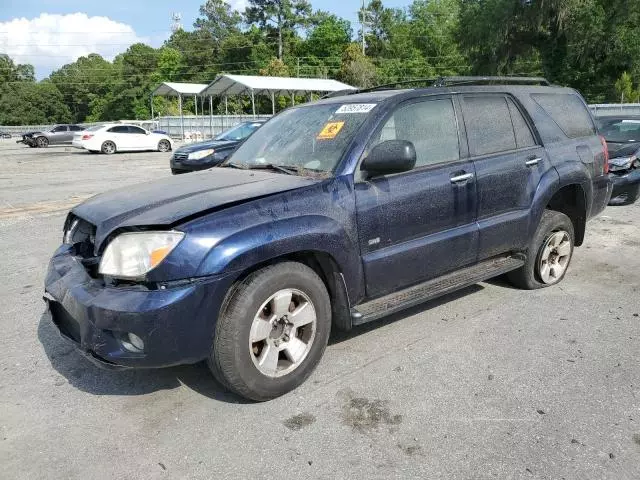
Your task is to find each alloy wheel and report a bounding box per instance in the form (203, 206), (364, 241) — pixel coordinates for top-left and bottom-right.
(249, 288), (317, 378)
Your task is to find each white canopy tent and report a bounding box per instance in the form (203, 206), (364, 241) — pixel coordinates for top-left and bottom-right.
(152, 76), (356, 139)
(200, 75), (356, 136)
(151, 82), (208, 139)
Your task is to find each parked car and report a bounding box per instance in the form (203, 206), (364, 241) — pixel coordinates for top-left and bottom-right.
(72, 124), (173, 154)
(170, 121), (265, 174)
(596, 116), (640, 205)
(44, 77), (611, 401)
(0, 131), (11, 139)
(18, 124), (84, 148)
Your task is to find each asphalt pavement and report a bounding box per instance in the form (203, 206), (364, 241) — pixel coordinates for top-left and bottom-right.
(1, 139), (639, 479)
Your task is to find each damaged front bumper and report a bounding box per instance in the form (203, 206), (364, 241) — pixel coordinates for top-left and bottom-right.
(43, 244), (235, 369)
(609, 169), (640, 206)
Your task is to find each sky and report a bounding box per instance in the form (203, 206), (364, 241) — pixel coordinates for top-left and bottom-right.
(0, 0), (406, 79)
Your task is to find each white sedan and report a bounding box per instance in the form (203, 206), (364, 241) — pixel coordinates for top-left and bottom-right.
(72, 124), (173, 154)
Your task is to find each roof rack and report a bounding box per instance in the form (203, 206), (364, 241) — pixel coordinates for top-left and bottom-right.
(322, 76), (551, 99)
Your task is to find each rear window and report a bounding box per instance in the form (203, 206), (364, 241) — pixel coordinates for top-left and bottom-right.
(531, 93), (595, 139)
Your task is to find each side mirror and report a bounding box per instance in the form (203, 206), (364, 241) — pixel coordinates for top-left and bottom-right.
(361, 140), (417, 177)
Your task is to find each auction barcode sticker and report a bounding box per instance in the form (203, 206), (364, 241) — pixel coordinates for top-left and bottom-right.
(335, 104), (377, 114)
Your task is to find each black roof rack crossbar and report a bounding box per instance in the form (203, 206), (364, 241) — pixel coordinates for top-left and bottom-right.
(321, 76), (551, 99)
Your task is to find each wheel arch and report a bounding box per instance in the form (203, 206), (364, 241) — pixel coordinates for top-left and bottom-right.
(545, 184), (587, 246)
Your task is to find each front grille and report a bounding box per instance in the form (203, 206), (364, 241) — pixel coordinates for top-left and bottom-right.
(173, 152), (188, 161)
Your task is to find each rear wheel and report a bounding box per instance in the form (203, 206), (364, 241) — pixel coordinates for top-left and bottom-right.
(36, 136), (49, 148)
(508, 210), (574, 289)
(208, 262), (331, 401)
(101, 141), (116, 155)
(158, 140), (171, 152)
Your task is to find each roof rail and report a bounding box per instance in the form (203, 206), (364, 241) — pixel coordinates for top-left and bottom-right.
(321, 76), (551, 99)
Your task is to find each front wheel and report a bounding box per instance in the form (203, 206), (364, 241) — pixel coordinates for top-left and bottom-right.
(158, 140), (171, 152)
(36, 136), (49, 148)
(508, 210), (575, 289)
(209, 262), (331, 401)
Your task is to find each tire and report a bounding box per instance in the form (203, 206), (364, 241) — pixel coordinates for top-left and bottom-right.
(101, 141), (116, 155)
(507, 210), (575, 290)
(209, 262), (331, 401)
(36, 136), (49, 148)
(158, 140), (171, 152)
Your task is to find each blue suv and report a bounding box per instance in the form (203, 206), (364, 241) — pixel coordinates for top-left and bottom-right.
(44, 77), (612, 400)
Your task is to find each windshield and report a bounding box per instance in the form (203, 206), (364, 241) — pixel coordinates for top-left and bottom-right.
(228, 103), (373, 173)
(86, 125), (104, 132)
(216, 122), (261, 141)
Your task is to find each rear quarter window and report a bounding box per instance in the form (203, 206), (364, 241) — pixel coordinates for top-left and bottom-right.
(531, 93), (595, 139)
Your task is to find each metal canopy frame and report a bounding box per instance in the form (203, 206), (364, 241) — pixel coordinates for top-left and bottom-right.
(152, 77), (355, 139)
(151, 82), (208, 139)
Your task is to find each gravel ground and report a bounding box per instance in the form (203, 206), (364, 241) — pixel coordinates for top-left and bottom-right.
(1, 140), (639, 480)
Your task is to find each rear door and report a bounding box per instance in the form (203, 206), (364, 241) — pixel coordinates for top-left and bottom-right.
(106, 126), (130, 150)
(355, 96), (478, 299)
(460, 94), (552, 260)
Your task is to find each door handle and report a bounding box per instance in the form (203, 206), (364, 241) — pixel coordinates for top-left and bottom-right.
(450, 173), (474, 184)
(525, 157), (542, 167)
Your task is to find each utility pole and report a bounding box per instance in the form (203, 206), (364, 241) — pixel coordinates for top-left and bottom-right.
(360, 0), (367, 55)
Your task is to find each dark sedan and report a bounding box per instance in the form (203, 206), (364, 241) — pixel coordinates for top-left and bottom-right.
(170, 121), (264, 174)
(596, 116), (640, 205)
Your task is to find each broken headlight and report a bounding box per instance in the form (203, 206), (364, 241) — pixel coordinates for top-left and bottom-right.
(99, 231), (184, 279)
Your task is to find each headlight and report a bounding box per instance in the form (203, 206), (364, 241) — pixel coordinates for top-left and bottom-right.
(99, 231), (184, 279)
(187, 149), (214, 160)
(609, 156), (636, 172)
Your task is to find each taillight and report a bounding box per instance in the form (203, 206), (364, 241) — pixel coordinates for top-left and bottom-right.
(82, 134), (93, 140)
(599, 135), (609, 174)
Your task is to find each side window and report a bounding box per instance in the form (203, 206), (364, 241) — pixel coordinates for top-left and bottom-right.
(69, 125), (83, 131)
(374, 98), (460, 168)
(531, 93), (595, 139)
(52, 126), (67, 132)
(107, 126), (129, 133)
(506, 98), (536, 148)
(128, 126), (147, 134)
(463, 96), (516, 156)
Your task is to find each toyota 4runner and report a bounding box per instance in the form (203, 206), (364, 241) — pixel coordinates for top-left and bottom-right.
(44, 77), (612, 400)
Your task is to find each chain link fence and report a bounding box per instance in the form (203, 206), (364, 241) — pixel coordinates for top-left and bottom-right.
(0, 115), (272, 139)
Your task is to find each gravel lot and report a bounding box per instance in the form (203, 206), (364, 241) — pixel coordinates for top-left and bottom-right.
(1, 139), (639, 479)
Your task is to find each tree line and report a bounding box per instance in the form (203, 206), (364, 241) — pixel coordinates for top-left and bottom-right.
(1, 0), (639, 125)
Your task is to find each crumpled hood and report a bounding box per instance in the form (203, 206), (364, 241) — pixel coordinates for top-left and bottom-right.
(72, 168), (319, 249)
(175, 139), (238, 153)
(609, 142), (640, 159)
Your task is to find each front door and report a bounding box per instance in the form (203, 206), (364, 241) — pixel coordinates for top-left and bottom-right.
(127, 126), (151, 150)
(49, 125), (69, 145)
(355, 96), (479, 299)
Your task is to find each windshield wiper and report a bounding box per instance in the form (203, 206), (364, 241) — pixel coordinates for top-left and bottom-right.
(246, 164), (298, 175)
(221, 162), (248, 169)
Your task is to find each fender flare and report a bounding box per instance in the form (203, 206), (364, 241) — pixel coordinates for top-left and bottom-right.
(195, 215), (363, 299)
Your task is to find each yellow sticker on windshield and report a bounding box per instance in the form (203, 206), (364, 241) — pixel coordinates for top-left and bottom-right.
(317, 121), (345, 140)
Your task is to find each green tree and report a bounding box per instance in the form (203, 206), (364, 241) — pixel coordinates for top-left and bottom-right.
(338, 43), (377, 88)
(246, 0), (312, 60)
(615, 72), (639, 103)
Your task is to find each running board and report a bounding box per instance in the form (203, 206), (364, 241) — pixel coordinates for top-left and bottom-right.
(351, 256), (524, 325)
